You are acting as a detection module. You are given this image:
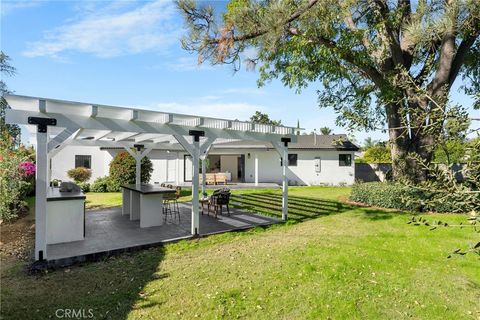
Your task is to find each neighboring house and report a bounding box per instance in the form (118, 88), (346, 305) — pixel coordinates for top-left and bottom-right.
(51, 134), (359, 186)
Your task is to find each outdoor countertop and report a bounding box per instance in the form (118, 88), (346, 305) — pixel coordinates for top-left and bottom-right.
(47, 187), (86, 202)
(122, 184), (176, 195)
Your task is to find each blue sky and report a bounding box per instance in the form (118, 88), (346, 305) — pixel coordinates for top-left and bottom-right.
(1, 0), (478, 145)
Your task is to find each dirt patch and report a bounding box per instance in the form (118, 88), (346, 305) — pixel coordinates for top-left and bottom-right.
(0, 212), (35, 261)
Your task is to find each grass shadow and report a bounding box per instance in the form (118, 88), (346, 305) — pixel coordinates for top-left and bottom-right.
(1, 246), (167, 320)
(230, 192), (355, 223)
(360, 208), (396, 220)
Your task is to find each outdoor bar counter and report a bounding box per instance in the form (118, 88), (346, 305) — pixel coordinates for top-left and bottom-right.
(46, 187), (86, 244)
(121, 184), (176, 228)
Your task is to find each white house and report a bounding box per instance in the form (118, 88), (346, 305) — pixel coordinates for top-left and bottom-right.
(51, 134), (359, 186)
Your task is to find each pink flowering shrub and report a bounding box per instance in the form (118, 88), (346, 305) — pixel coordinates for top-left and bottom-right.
(1, 136), (34, 220)
(19, 161), (36, 177)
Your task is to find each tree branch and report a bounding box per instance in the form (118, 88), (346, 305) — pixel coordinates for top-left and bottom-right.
(371, 0), (405, 67)
(207, 0), (319, 44)
(448, 29), (480, 87)
(287, 27), (385, 86)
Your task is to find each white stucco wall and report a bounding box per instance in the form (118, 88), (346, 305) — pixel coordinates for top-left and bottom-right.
(242, 150), (355, 186)
(51, 146), (355, 186)
(50, 146), (110, 182)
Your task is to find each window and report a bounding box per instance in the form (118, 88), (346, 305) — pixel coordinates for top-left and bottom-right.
(280, 154), (298, 166)
(339, 154), (352, 167)
(75, 155), (91, 169)
(288, 154), (298, 166)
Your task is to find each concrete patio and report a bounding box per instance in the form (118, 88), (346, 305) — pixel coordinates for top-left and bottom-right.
(46, 202), (280, 267)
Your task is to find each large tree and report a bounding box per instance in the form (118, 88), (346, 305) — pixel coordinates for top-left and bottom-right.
(177, 0), (480, 180)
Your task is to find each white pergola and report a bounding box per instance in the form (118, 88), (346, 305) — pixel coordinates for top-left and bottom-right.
(5, 94), (298, 261)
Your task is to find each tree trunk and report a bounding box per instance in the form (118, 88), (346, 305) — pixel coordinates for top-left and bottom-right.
(386, 103), (409, 179)
(386, 101), (436, 182)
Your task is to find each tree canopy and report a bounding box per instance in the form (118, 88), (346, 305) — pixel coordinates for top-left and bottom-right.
(178, 0), (480, 180)
(361, 145), (392, 163)
(0, 51), (20, 146)
(319, 126), (332, 135)
(249, 111), (282, 125)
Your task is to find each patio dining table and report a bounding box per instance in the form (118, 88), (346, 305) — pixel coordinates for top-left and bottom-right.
(121, 184), (176, 228)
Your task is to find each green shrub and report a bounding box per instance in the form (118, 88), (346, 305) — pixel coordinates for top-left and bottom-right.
(350, 182), (478, 213)
(350, 182), (423, 212)
(77, 182), (90, 192)
(91, 176), (110, 192)
(106, 177), (122, 192)
(108, 151), (153, 190)
(67, 167), (92, 183)
(0, 134), (30, 221)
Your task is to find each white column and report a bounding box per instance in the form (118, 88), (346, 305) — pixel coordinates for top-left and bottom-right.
(175, 153), (180, 185)
(281, 146), (288, 221)
(254, 153), (259, 186)
(201, 157), (206, 197)
(47, 155), (52, 187)
(46, 134), (51, 188)
(35, 130), (48, 261)
(191, 139), (200, 235)
(272, 140), (289, 221)
(126, 147), (151, 186)
(172, 133), (214, 236)
(135, 159), (141, 186)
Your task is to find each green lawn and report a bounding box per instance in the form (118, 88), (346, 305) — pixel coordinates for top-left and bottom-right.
(85, 186), (347, 210)
(85, 188), (193, 209)
(2, 187), (479, 319)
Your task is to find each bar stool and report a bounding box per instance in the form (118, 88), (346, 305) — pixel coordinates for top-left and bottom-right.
(163, 185), (180, 223)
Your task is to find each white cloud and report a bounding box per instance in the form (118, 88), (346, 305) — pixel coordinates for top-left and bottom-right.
(23, 0), (179, 58)
(220, 88), (266, 95)
(149, 101), (268, 121)
(1, 1), (42, 16)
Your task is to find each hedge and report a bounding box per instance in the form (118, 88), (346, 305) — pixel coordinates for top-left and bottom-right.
(350, 182), (423, 212)
(350, 182), (479, 213)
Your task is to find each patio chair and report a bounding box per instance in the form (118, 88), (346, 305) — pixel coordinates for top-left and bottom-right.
(208, 188), (231, 218)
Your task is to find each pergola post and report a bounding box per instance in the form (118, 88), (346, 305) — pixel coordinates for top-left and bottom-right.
(191, 138), (200, 235)
(27, 111), (57, 261)
(123, 145), (152, 186)
(199, 138), (214, 197)
(35, 130), (48, 260)
(201, 158), (206, 196)
(173, 132), (215, 235)
(272, 138), (291, 221)
(254, 153), (259, 186)
(281, 143), (288, 221)
(135, 161), (141, 185)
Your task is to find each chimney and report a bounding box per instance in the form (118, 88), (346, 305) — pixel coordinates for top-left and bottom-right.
(313, 129), (317, 145)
